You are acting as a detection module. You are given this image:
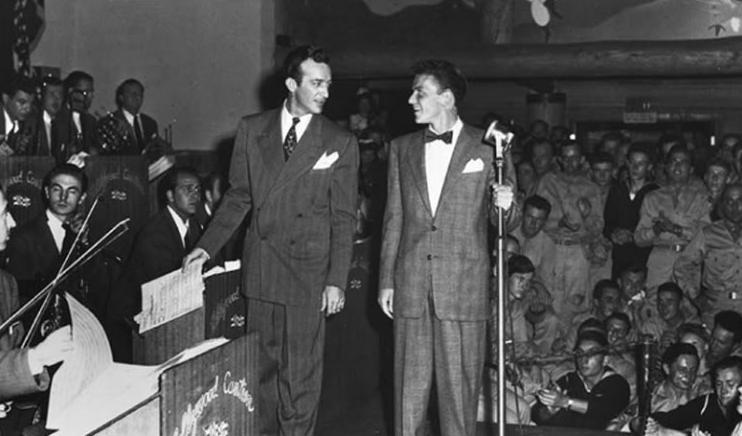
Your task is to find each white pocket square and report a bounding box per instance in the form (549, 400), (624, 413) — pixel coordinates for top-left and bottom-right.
(312, 151), (339, 170)
(462, 158), (484, 174)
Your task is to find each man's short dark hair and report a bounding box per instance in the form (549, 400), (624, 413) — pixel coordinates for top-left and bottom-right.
(665, 144), (692, 164)
(523, 195), (551, 216)
(657, 282), (683, 300)
(507, 254), (534, 277)
(560, 140), (583, 155)
(714, 310), (742, 343)
(575, 330), (608, 351)
(706, 157), (732, 175)
(3, 74), (36, 98)
(411, 59), (467, 104)
(283, 45), (330, 84)
(39, 75), (63, 92)
(627, 142), (655, 163)
(605, 312), (631, 332)
(115, 78), (144, 101)
(619, 263), (648, 279)
(63, 70), (94, 91)
(44, 164), (88, 193)
(712, 355), (742, 381)
(578, 317), (607, 337)
(662, 342), (698, 367)
(589, 152), (615, 167)
(593, 279), (619, 300)
(678, 323), (710, 344)
(162, 166), (199, 194)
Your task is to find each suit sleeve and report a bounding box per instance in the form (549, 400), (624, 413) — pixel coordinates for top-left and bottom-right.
(0, 349), (48, 401)
(198, 118), (254, 257)
(379, 140), (402, 290)
(325, 132), (359, 289)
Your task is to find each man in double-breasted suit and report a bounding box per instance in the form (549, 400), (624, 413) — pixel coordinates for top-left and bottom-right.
(183, 46), (358, 435)
(378, 60), (517, 436)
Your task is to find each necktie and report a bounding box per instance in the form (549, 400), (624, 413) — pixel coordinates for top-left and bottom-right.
(184, 220), (200, 252)
(61, 222), (76, 255)
(424, 129), (453, 144)
(283, 117), (300, 161)
(133, 114), (144, 151)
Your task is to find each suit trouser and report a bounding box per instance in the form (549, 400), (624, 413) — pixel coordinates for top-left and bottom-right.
(394, 294), (486, 436)
(247, 298), (325, 436)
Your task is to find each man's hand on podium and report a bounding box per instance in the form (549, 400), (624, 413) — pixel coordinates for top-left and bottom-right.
(27, 325), (74, 375)
(182, 248), (210, 272)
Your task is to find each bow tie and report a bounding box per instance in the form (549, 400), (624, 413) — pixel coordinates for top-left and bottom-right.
(424, 130), (453, 144)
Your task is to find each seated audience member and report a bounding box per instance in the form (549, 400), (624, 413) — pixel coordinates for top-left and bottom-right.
(649, 356), (742, 436)
(675, 183), (742, 328)
(634, 145), (711, 290)
(516, 160), (538, 199)
(679, 323), (712, 379)
(703, 158), (732, 219)
(100, 78), (159, 155)
(707, 310), (742, 369)
(1, 75), (35, 155)
(559, 280), (624, 354)
(54, 71), (98, 162)
(532, 331), (630, 429)
(510, 195), (555, 286)
(604, 143), (658, 278)
(587, 152), (614, 289)
(651, 343), (711, 413)
(32, 76), (64, 156)
(107, 167), (203, 362)
(0, 185), (21, 350)
(6, 164), (87, 304)
(604, 312), (637, 402)
(640, 282), (701, 351)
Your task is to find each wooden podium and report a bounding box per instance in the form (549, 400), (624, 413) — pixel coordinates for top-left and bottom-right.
(133, 268), (246, 365)
(92, 333), (257, 436)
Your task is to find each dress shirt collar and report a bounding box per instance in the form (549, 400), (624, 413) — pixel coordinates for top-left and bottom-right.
(3, 108), (16, 136)
(281, 100), (313, 144)
(122, 108), (137, 126)
(43, 110), (53, 125)
(45, 209), (66, 253)
(166, 205), (190, 246)
(427, 117), (463, 147)
(204, 203), (212, 217)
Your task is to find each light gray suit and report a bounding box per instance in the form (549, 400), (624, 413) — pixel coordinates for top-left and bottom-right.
(380, 123), (516, 435)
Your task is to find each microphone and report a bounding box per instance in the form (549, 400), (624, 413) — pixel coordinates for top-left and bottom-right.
(483, 120), (514, 159)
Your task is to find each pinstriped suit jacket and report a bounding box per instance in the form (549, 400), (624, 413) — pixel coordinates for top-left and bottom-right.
(198, 109), (358, 307)
(379, 123), (516, 321)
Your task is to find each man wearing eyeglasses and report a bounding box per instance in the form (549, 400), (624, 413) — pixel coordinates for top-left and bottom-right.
(107, 166), (203, 362)
(53, 71), (99, 162)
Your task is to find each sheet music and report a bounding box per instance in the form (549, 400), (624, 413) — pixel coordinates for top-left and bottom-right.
(134, 266), (205, 333)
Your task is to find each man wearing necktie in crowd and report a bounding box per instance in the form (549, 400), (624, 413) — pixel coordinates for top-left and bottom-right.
(183, 46), (358, 435)
(378, 59), (518, 436)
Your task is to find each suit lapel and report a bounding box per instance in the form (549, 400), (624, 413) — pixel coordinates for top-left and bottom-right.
(404, 130), (433, 217)
(270, 115), (324, 195)
(436, 124), (478, 216)
(163, 210), (185, 252)
(255, 110), (284, 207)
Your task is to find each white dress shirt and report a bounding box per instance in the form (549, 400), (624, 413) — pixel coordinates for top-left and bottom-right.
(167, 205), (190, 247)
(43, 110), (53, 146)
(72, 111), (82, 134)
(281, 101), (312, 144)
(425, 118), (463, 216)
(3, 109), (17, 137)
(46, 210), (66, 253)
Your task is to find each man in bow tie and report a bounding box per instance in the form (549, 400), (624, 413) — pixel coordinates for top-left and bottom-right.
(183, 46), (358, 435)
(378, 59), (518, 436)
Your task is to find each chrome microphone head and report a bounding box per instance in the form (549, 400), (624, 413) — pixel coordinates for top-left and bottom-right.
(483, 121), (514, 158)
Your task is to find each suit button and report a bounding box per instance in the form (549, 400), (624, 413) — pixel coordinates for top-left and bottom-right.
(427, 254), (432, 260)
(431, 225), (437, 231)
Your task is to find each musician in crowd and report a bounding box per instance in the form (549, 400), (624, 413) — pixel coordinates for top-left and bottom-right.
(99, 78), (159, 156)
(648, 355), (742, 436)
(5, 164), (87, 307)
(54, 71), (98, 162)
(532, 330), (630, 429)
(1, 75), (36, 156)
(31, 76), (65, 156)
(675, 183), (742, 327)
(107, 167), (203, 362)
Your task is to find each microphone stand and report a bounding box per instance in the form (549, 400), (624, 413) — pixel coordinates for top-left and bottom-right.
(484, 121), (513, 435)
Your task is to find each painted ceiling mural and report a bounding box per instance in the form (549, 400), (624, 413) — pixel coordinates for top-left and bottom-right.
(289, 0), (742, 47)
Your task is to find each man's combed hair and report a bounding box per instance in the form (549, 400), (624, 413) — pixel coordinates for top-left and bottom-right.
(411, 59), (468, 104)
(3, 74), (36, 97)
(283, 45), (330, 83)
(44, 163), (89, 193)
(524, 195), (551, 216)
(63, 70), (94, 91)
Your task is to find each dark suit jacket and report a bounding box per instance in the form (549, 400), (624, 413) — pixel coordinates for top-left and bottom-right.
(197, 109), (359, 307)
(110, 109), (158, 154)
(5, 214), (71, 303)
(53, 106), (98, 162)
(379, 123), (517, 321)
(0, 270), (23, 351)
(112, 209), (201, 318)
